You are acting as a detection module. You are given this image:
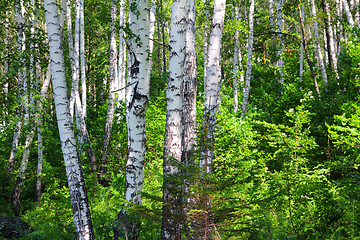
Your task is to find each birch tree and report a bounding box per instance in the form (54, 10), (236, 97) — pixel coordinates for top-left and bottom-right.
(276, 0), (284, 85)
(343, 0), (355, 28)
(80, 0), (86, 117)
(310, 0), (328, 86)
(8, 0), (27, 174)
(116, 0), (126, 102)
(298, 3), (321, 97)
(161, 0), (187, 237)
(241, 0), (255, 118)
(113, 0), (151, 236)
(325, 0), (339, 78)
(201, 0), (226, 175)
(233, 6), (240, 113)
(44, 0), (95, 238)
(300, 4), (304, 82)
(101, 0), (118, 184)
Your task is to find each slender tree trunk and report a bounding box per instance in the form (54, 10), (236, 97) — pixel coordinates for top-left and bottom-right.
(241, 0), (255, 118)
(276, 0), (284, 85)
(117, 0), (126, 102)
(160, 0), (167, 76)
(9, 0), (27, 174)
(80, 0), (86, 117)
(298, 3), (321, 97)
(113, 0), (151, 236)
(325, 0), (339, 78)
(311, 0), (328, 86)
(67, 0), (97, 177)
(300, 4), (304, 82)
(233, 7), (240, 113)
(68, 0), (76, 120)
(203, 0), (210, 82)
(343, 0), (355, 28)
(44, 0), (95, 238)
(12, 0), (43, 214)
(182, 0), (198, 237)
(101, 0), (118, 184)
(161, 0), (187, 237)
(201, 0), (226, 175)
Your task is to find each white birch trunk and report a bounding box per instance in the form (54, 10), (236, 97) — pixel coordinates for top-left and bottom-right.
(117, 0), (126, 102)
(183, 0), (197, 166)
(325, 0), (339, 78)
(183, 0), (198, 237)
(233, 7), (240, 113)
(68, 0), (77, 120)
(44, 1), (95, 238)
(311, 0), (328, 86)
(203, 0), (210, 81)
(201, 0), (226, 173)
(113, 0), (151, 237)
(300, 4), (304, 82)
(149, 0), (156, 55)
(241, 0), (255, 118)
(276, 0), (284, 85)
(343, 0), (355, 28)
(9, 0), (27, 173)
(80, 0), (86, 117)
(101, 0), (118, 183)
(161, 0), (187, 237)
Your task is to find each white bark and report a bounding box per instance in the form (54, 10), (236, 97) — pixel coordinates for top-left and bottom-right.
(161, 0), (187, 237)
(68, 0), (77, 120)
(80, 0), (86, 117)
(203, 0), (210, 81)
(233, 7), (240, 113)
(149, 0), (156, 55)
(44, 1), (94, 238)
(343, 0), (355, 28)
(201, 0), (226, 173)
(101, 0), (118, 182)
(336, 0), (343, 57)
(325, 0), (339, 78)
(113, 0), (151, 236)
(276, 0), (284, 85)
(9, 0), (27, 173)
(117, 0), (126, 102)
(311, 0), (328, 86)
(241, 0), (255, 118)
(183, 0), (197, 174)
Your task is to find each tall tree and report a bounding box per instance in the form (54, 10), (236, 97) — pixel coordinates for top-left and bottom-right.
(8, 0), (27, 174)
(241, 0), (255, 117)
(113, 0), (151, 236)
(233, 6), (240, 113)
(298, 3), (321, 97)
(276, 0), (284, 85)
(44, 0), (95, 238)
(343, 0), (355, 28)
(116, 0), (126, 102)
(161, 0), (187, 237)
(101, 0), (118, 184)
(310, 0), (328, 86)
(201, 0), (226, 175)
